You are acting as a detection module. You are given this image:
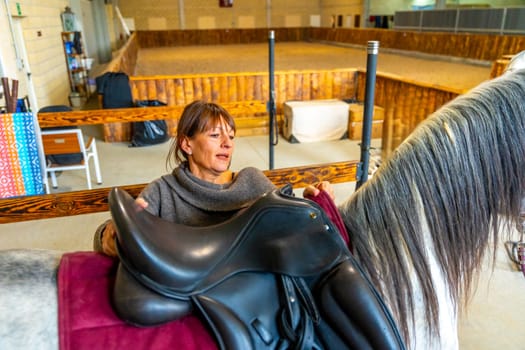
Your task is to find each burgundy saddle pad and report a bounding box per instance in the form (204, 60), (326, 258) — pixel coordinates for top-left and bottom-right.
(57, 191), (349, 349)
(57, 251), (217, 350)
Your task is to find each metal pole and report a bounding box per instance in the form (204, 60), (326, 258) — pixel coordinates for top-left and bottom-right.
(268, 30), (277, 170)
(355, 41), (379, 190)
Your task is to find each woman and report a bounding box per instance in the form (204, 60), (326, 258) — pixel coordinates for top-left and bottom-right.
(95, 100), (332, 256)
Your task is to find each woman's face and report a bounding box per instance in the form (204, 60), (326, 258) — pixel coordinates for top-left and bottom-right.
(182, 118), (235, 183)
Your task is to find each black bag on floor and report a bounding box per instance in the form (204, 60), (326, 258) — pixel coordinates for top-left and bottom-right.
(96, 72), (134, 109)
(130, 100), (169, 147)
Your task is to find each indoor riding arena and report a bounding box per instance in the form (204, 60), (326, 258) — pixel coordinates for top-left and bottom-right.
(2, 24), (525, 350)
(94, 28), (513, 152)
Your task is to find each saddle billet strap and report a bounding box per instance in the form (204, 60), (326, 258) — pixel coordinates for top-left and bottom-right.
(279, 275), (301, 340)
(191, 271), (327, 350)
(278, 275), (319, 350)
(290, 276), (320, 325)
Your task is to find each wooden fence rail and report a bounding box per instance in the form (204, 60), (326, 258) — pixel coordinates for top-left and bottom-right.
(355, 70), (464, 157)
(0, 161), (358, 223)
(307, 28), (525, 62)
(133, 28), (525, 62)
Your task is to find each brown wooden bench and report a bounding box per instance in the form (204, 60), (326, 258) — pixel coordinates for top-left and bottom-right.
(0, 160), (358, 223)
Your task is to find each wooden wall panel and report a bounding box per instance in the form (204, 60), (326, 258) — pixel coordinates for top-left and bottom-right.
(254, 76), (265, 101)
(173, 78), (185, 104)
(96, 69), (359, 142)
(166, 79), (176, 105)
(136, 28), (307, 48)
(183, 78), (195, 102)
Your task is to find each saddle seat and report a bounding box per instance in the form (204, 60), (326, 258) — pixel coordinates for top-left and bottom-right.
(110, 185), (344, 295)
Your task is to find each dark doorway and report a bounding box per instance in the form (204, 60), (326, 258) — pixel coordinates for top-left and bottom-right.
(219, 0), (233, 8)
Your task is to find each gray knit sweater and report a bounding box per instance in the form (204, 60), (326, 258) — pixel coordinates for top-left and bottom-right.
(93, 163), (275, 251)
(138, 162), (276, 226)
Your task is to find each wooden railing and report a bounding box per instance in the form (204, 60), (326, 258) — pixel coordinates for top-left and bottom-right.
(133, 28), (525, 62)
(130, 69), (357, 107)
(100, 68), (358, 142)
(37, 105), (184, 127)
(0, 160), (358, 223)
(307, 28), (525, 62)
(136, 28), (307, 47)
(100, 32), (139, 77)
(41, 70), (463, 159)
(355, 70), (464, 158)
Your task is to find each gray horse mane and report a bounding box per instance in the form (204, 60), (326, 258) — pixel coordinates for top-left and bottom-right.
(339, 69), (525, 342)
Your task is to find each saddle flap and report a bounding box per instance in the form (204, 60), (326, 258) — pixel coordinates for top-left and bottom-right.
(192, 272), (283, 349)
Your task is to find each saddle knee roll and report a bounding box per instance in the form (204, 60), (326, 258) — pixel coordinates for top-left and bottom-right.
(113, 263), (193, 326)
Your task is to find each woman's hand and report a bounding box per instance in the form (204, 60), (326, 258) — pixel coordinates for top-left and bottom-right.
(101, 221), (118, 257)
(100, 198), (148, 257)
(135, 197), (149, 209)
(303, 181), (335, 201)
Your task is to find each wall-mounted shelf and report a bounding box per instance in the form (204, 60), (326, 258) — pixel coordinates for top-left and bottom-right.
(61, 31), (90, 106)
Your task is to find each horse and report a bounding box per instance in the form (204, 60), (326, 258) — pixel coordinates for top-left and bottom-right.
(1, 66), (525, 350)
(339, 65), (525, 348)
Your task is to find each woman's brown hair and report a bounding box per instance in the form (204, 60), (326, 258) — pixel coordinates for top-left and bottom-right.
(166, 100), (236, 169)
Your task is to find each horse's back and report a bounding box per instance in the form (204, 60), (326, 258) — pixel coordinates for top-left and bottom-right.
(0, 249), (62, 350)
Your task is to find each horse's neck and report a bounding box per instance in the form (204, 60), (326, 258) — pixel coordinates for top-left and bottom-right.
(406, 203), (459, 350)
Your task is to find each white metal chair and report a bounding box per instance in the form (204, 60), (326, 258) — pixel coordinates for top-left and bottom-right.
(41, 128), (102, 193)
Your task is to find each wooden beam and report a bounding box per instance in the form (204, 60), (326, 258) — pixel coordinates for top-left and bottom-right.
(37, 101), (268, 128)
(0, 161), (358, 223)
(38, 106), (183, 128)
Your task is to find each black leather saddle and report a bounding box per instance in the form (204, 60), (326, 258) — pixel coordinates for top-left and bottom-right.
(109, 186), (406, 350)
